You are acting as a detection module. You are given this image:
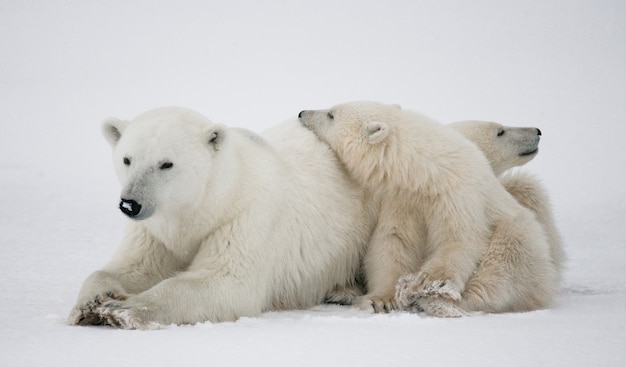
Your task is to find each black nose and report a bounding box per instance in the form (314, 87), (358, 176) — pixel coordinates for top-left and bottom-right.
(119, 199), (142, 217)
(298, 110), (305, 119)
(537, 128), (542, 136)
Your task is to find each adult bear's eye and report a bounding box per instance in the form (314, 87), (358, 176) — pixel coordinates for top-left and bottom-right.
(123, 157), (131, 165)
(327, 112), (334, 120)
(497, 129), (505, 137)
(160, 162), (174, 170)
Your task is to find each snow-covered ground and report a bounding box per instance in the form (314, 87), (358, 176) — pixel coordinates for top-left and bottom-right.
(1, 1), (625, 366)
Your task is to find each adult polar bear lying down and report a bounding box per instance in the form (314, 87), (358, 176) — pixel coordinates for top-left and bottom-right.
(300, 101), (562, 317)
(69, 107), (372, 329)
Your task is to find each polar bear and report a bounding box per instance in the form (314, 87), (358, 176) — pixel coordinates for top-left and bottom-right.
(68, 107), (371, 329)
(450, 120), (565, 275)
(299, 101), (560, 317)
(324, 120), (564, 308)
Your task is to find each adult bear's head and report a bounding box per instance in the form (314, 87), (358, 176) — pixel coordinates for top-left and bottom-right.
(102, 107), (226, 221)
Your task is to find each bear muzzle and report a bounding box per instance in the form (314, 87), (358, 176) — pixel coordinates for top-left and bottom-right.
(119, 198), (142, 218)
(298, 110), (315, 128)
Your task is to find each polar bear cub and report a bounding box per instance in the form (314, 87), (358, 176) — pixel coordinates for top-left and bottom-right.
(325, 119), (564, 309)
(69, 107), (371, 328)
(300, 101), (560, 317)
(450, 120), (565, 275)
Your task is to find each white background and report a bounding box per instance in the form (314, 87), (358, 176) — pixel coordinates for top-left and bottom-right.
(1, 1), (625, 366)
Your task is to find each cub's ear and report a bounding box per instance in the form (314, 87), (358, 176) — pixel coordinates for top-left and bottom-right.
(206, 124), (226, 151)
(102, 118), (130, 146)
(390, 103), (402, 110)
(366, 121), (389, 144)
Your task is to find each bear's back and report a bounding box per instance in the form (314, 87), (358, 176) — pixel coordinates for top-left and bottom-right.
(258, 119), (371, 308)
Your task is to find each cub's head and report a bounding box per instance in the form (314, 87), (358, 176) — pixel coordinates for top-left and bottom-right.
(102, 107), (226, 220)
(298, 100), (401, 149)
(299, 101), (403, 185)
(450, 120), (541, 176)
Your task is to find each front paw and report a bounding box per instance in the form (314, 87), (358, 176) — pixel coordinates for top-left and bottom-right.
(95, 298), (161, 330)
(417, 297), (468, 318)
(371, 294), (399, 313)
(69, 291), (128, 326)
(355, 293), (398, 313)
(395, 274), (421, 308)
(420, 278), (461, 301)
(395, 272), (461, 308)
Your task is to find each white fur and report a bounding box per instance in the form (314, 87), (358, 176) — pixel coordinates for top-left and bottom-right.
(451, 120), (564, 277)
(450, 120), (541, 176)
(499, 171), (565, 276)
(300, 101), (561, 317)
(69, 107), (371, 328)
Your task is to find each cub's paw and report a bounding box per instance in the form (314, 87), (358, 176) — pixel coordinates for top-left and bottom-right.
(68, 291), (128, 326)
(95, 299), (161, 330)
(395, 273), (421, 308)
(355, 293), (398, 313)
(421, 279), (461, 300)
(396, 274), (467, 317)
(370, 294), (398, 313)
(417, 297), (468, 318)
(397, 272), (461, 301)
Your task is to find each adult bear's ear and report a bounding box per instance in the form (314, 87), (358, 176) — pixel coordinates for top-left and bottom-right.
(102, 117), (130, 146)
(206, 124), (226, 151)
(366, 121), (389, 144)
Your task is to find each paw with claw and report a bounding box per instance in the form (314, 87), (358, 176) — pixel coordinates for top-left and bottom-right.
(355, 293), (399, 313)
(397, 271), (461, 301)
(395, 272), (462, 311)
(68, 291), (128, 326)
(396, 273), (468, 317)
(94, 297), (162, 330)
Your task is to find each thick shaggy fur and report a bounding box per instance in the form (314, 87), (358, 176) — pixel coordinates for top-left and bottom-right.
(500, 172), (565, 276)
(399, 171), (565, 316)
(451, 120), (564, 275)
(69, 107), (371, 329)
(300, 101), (560, 317)
(451, 120), (564, 277)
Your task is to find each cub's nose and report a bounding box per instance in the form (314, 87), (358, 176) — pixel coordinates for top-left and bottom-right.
(298, 110), (305, 119)
(119, 198), (142, 218)
(537, 128), (542, 136)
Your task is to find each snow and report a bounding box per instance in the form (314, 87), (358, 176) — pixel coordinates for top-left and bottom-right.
(1, 1), (625, 366)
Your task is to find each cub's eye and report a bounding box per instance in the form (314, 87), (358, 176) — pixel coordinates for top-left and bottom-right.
(209, 132), (218, 144)
(160, 162), (174, 170)
(327, 112), (334, 120)
(123, 157), (131, 165)
(497, 129), (505, 137)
